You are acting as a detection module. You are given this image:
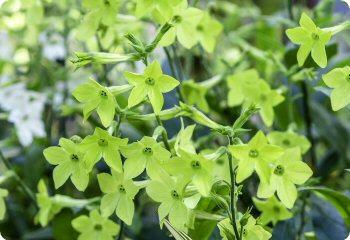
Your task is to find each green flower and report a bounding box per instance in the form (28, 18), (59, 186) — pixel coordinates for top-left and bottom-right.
(97, 170), (140, 225)
(253, 196), (292, 225)
(125, 61), (179, 114)
(43, 138), (90, 191)
(286, 13), (332, 68)
(120, 136), (171, 179)
(135, 0), (182, 19)
(322, 66), (350, 111)
(218, 215), (271, 240)
(227, 69), (259, 107)
(267, 130), (310, 154)
(0, 188), (8, 220)
(159, 2), (203, 49)
(228, 131), (284, 184)
(164, 149), (214, 196)
(174, 124), (196, 155)
(35, 180), (63, 226)
(72, 209), (120, 240)
(146, 172), (189, 231)
(181, 80), (209, 112)
(76, 0), (120, 40)
(258, 148), (313, 208)
(80, 128), (128, 172)
(73, 79), (117, 127)
(195, 12), (223, 53)
(244, 80), (284, 127)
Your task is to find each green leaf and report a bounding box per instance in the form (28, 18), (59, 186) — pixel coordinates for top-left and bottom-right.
(300, 186), (350, 227)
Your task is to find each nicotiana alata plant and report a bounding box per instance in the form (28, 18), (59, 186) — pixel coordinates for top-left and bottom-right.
(1, 0), (350, 239)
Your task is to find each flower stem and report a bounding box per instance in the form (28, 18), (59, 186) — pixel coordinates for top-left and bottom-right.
(0, 149), (37, 206)
(227, 137), (240, 240)
(155, 115), (171, 152)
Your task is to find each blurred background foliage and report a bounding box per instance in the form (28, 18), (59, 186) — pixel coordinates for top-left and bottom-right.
(0, 0), (349, 239)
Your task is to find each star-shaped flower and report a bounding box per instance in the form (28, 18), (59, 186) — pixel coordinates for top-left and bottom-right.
(244, 80), (284, 127)
(97, 169), (141, 225)
(322, 66), (350, 111)
(35, 180), (63, 226)
(43, 138), (90, 191)
(146, 172), (189, 231)
(0, 188), (8, 220)
(228, 131), (284, 184)
(164, 149), (214, 196)
(258, 148), (313, 208)
(218, 215), (271, 240)
(227, 69), (260, 107)
(194, 12), (223, 53)
(73, 78), (117, 127)
(135, 0), (182, 19)
(181, 80), (209, 112)
(286, 13), (332, 68)
(80, 128), (128, 171)
(125, 61), (179, 114)
(253, 196), (292, 225)
(159, 2), (203, 49)
(120, 136), (171, 179)
(72, 209), (120, 240)
(267, 130), (310, 154)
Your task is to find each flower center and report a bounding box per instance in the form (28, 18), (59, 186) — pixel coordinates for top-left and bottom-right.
(172, 15), (182, 24)
(119, 184), (126, 193)
(274, 165), (285, 176)
(143, 147), (153, 156)
(196, 25), (204, 32)
(282, 139), (291, 146)
(171, 190), (179, 199)
(145, 77), (155, 86)
(347, 74), (350, 81)
(311, 33), (319, 40)
(98, 138), (108, 147)
(94, 224), (103, 231)
(273, 206), (280, 213)
(70, 154), (79, 161)
(249, 149), (259, 158)
(190, 160), (201, 169)
(260, 94), (267, 102)
(243, 229), (247, 236)
(99, 90), (108, 98)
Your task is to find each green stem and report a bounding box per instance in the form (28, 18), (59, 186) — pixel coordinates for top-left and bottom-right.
(227, 137), (240, 240)
(0, 150), (37, 206)
(117, 221), (124, 240)
(155, 115), (171, 152)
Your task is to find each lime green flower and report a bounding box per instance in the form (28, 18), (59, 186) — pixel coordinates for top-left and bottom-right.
(286, 13), (332, 68)
(174, 124), (196, 155)
(76, 0), (119, 40)
(159, 2), (203, 49)
(322, 66), (350, 111)
(195, 12), (223, 53)
(43, 138), (90, 191)
(218, 215), (271, 240)
(80, 128), (128, 171)
(135, 0), (182, 19)
(97, 170), (140, 225)
(124, 61), (179, 114)
(267, 130), (310, 154)
(0, 188), (8, 220)
(258, 148), (313, 209)
(227, 69), (259, 107)
(164, 149), (214, 196)
(35, 180), (63, 226)
(228, 131), (284, 184)
(146, 172), (189, 231)
(181, 80), (209, 112)
(253, 196), (292, 225)
(72, 209), (120, 240)
(73, 79), (117, 127)
(120, 136), (171, 179)
(244, 80), (284, 127)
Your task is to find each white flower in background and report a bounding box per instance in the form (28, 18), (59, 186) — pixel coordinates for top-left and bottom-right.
(0, 31), (13, 60)
(0, 83), (46, 146)
(343, 0), (350, 8)
(40, 32), (66, 61)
